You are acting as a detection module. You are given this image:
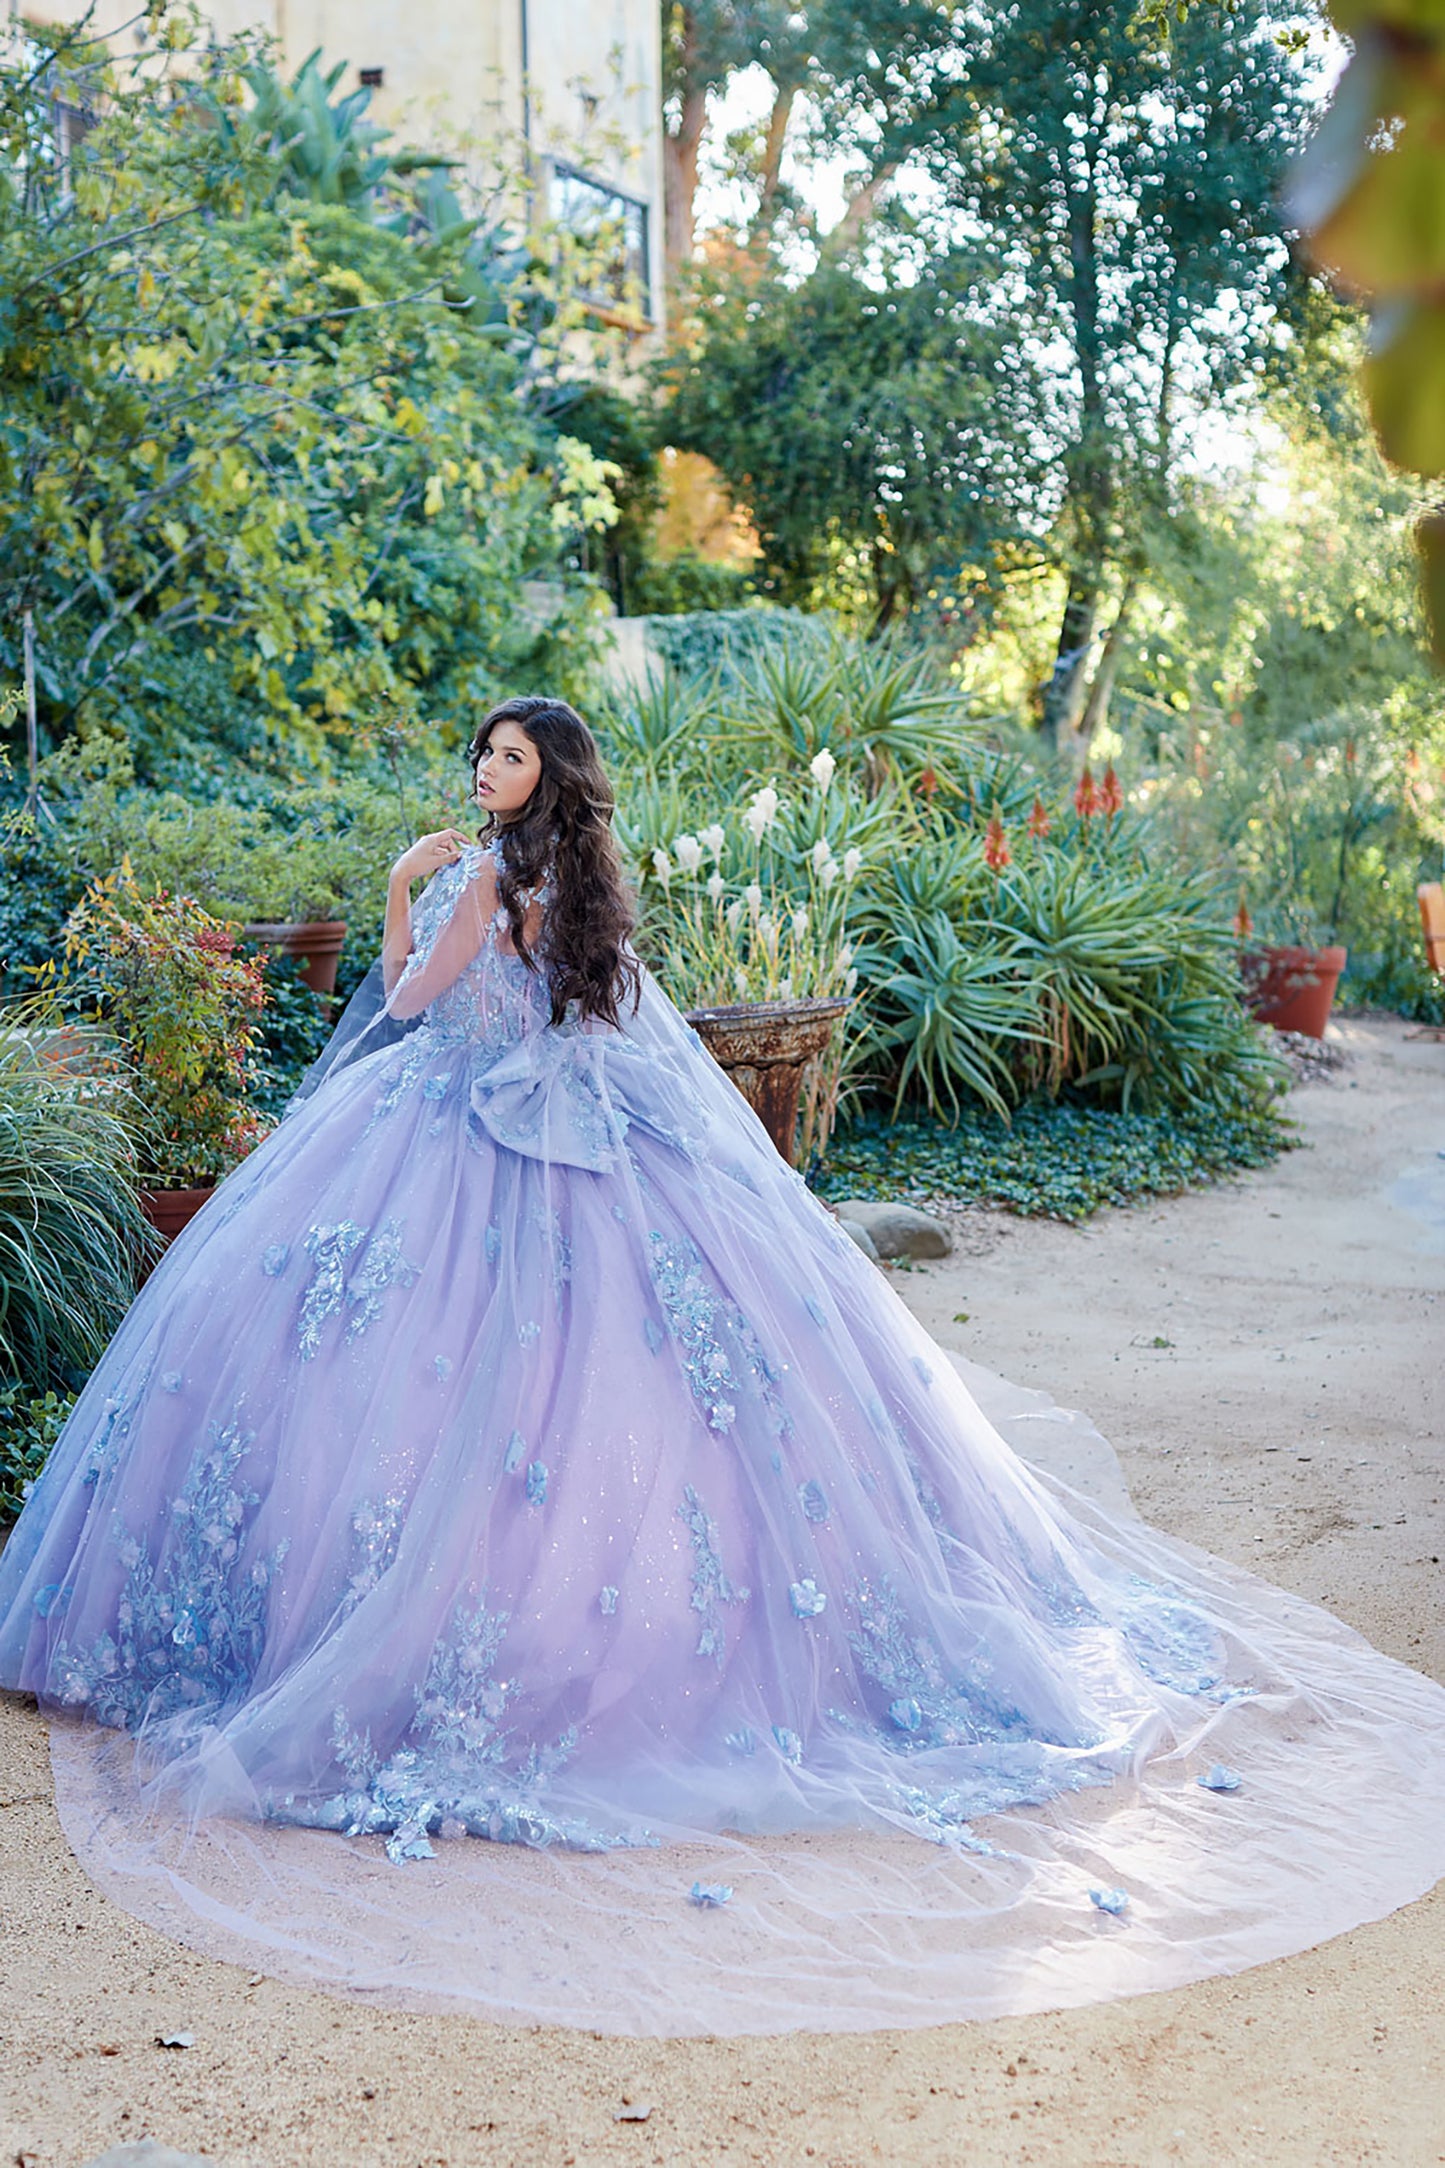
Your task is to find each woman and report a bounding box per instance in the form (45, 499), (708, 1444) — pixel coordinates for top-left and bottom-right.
(3, 694), (1444, 2036)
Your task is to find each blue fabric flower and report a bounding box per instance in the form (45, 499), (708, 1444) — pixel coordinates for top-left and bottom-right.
(1089, 1886), (1129, 1915)
(789, 1579), (827, 1619)
(688, 1881), (733, 1908)
(889, 1696), (924, 1734)
(525, 1461), (548, 1507)
(1197, 1763), (1242, 1792)
(772, 1725), (803, 1764)
(797, 1480), (830, 1524)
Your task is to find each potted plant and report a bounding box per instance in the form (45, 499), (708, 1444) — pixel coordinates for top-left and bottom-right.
(76, 787), (354, 998)
(640, 766), (863, 1166)
(61, 867), (269, 1241)
(1234, 898), (1348, 1040)
(235, 825), (350, 997)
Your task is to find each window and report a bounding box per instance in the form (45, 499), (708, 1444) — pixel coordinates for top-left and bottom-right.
(359, 67), (384, 90)
(52, 98), (96, 206)
(547, 162), (651, 325)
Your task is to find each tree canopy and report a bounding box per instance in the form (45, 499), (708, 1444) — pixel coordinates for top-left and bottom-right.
(0, 12), (595, 775)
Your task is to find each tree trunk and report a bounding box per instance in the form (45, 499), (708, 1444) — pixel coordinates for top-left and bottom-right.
(1040, 574), (1099, 754)
(753, 83), (797, 231)
(819, 162), (899, 259)
(663, 11), (708, 305)
(1077, 572), (1139, 748)
(1041, 130), (1113, 757)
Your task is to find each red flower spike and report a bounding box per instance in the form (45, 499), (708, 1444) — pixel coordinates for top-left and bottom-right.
(1073, 766), (1098, 819)
(983, 813), (1011, 872)
(1100, 763), (1124, 817)
(1027, 794), (1051, 838)
(916, 766), (939, 800)
(1233, 896), (1253, 940)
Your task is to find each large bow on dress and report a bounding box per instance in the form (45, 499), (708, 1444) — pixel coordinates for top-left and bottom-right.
(468, 1024), (704, 1172)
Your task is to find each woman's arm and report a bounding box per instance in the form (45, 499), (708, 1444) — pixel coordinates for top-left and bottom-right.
(382, 828), (471, 996)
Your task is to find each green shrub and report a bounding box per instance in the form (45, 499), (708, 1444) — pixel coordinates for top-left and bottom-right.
(60, 872), (269, 1187)
(247, 949), (337, 1121)
(607, 636), (1282, 1136)
(626, 552), (758, 616)
(1343, 946), (1445, 1024)
(0, 1387), (74, 1522)
(639, 607), (826, 682)
(0, 1005), (153, 1401)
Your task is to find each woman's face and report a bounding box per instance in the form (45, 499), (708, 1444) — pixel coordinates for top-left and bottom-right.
(474, 720), (542, 821)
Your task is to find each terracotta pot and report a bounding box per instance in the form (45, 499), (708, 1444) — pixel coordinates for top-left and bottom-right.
(685, 996), (851, 1164)
(141, 1184), (216, 1245)
(1241, 944), (1348, 1039)
(241, 919), (347, 997)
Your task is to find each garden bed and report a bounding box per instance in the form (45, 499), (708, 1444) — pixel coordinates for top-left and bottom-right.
(813, 1097), (1292, 1225)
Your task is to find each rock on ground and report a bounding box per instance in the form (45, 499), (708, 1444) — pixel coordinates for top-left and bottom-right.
(836, 1215), (880, 1262)
(82, 2146), (217, 2168)
(831, 1197), (952, 1258)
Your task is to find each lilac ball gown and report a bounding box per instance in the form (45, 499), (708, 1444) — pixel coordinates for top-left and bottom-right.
(3, 837), (1444, 2034)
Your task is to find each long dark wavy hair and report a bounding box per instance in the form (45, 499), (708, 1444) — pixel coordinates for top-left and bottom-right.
(466, 695), (641, 1028)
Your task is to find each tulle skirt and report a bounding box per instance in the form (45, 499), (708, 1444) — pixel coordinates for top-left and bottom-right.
(6, 1005), (1445, 2033)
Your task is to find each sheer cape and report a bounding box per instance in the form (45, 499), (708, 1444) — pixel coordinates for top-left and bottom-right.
(4, 842), (1445, 2034)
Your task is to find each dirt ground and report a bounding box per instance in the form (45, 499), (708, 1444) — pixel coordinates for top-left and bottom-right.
(2, 1013), (1443, 2168)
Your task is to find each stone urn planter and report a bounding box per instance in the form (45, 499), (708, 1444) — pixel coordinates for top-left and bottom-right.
(685, 995), (851, 1165)
(241, 919), (347, 997)
(1241, 945), (1347, 1040)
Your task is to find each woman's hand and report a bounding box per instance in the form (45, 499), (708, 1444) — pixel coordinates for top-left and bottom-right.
(390, 829), (472, 886)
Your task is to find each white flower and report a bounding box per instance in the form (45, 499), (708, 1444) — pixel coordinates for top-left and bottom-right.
(706, 871), (725, 902)
(817, 858), (839, 889)
(733, 965), (749, 996)
(842, 846), (864, 880)
(791, 907), (809, 940)
(743, 784), (780, 842)
(650, 847), (672, 889)
(743, 882), (763, 915)
(725, 899), (745, 934)
(838, 943), (853, 970)
(809, 747), (837, 791)
(699, 823), (726, 862)
(810, 837), (835, 875)
(844, 967), (858, 993)
(673, 832), (704, 875)
(757, 912), (777, 945)
(779, 973), (794, 1000)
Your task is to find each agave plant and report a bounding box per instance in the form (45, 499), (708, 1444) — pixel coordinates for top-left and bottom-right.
(986, 854), (1279, 1112)
(0, 1001), (154, 1401)
(855, 912), (1038, 1121)
(594, 663), (724, 789)
(723, 637), (975, 793)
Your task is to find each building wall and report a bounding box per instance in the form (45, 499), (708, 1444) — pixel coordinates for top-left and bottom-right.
(22, 0), (664, 333)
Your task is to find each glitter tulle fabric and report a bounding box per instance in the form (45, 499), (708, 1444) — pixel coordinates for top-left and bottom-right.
(5, 840), (1445, 2034)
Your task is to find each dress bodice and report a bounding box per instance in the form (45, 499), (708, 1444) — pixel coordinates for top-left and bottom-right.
(402, 841), (554, 1061)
